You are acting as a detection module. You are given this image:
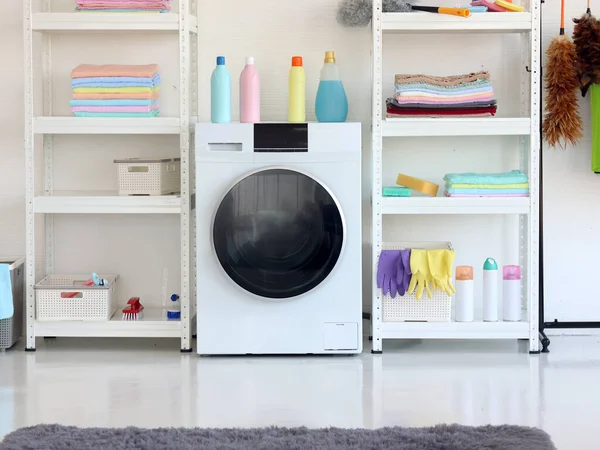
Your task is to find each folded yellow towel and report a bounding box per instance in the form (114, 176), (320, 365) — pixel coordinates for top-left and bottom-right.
(446, 182), (529, 189)
(397, 174), (439, 197)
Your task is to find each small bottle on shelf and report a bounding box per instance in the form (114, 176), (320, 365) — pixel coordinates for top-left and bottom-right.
(167, 294), (181, 320)
(503, 265), (522, 321)
(454, 266), (474, 322)
(482, 258), (499, 322)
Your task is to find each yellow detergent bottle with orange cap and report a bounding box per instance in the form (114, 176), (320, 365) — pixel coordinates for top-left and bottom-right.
(288, 56), (306, 123)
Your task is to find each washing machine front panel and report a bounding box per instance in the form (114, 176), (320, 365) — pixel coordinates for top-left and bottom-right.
(213, 168), (344, 300)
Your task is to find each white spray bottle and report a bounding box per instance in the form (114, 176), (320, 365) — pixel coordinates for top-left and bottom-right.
(483, 258), (499, 322)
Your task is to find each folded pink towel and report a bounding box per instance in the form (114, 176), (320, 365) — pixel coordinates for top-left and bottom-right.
(71, 105), (159, 113)
(72, 64), (159, 79)
(395, 97), (495, 106)
(444, 191), (529, 198)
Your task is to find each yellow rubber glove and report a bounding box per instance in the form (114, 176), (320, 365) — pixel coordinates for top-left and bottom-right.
(443, 249), (456, 294)
(408, 249), (432, 300)
(428, 249), (456, 296)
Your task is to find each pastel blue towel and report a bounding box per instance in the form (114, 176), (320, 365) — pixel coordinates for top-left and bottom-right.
(70, 99), (158, 106)
(0, 264), (13, 320)
(444, 170), (528, 185)
(73, 111), (160, 117)
(72, 75), (161, 88)
(446, 187), (530, 195)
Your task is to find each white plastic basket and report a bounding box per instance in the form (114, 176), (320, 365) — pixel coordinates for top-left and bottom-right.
(35, 274), (118, 322)
(380, 242), (452, 323)
(114, 157), (180, 196)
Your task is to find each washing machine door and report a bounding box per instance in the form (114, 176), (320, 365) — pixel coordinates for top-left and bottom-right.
(213, 168), (344, 300)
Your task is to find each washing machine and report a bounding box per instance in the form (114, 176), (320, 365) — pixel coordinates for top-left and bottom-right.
(195, 122), (362, 355)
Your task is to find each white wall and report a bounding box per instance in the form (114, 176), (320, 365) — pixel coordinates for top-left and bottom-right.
(0, 1), (595, 327)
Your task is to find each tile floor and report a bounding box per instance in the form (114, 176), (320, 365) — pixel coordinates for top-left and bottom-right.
(1, 336), (599, 449)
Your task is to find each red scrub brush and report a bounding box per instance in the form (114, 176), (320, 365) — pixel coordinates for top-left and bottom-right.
(122, 297), (144, 321)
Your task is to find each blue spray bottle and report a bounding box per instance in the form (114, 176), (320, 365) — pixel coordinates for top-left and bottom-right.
(211, 56), (231, 123)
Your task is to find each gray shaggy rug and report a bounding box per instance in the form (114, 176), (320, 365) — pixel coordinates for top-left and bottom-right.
(0, 424), (556, 450)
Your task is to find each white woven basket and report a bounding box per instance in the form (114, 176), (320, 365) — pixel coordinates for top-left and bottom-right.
(381, 242), (452, 323)
(114, 157), (180, 196)
(35, 274), (118, 321)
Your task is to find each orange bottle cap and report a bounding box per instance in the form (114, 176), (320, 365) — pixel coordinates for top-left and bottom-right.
(456, 266), (473, 281)
(292, 56), (303, 67)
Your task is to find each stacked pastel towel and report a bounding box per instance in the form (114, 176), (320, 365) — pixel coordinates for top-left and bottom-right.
(71, 64), (161, 118)
(386, 71), (497, 117)
(443, 170), (529, 198)
(75, 0), (171, 12)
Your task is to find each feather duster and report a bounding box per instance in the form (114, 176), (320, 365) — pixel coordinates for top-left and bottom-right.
(542, 34), (584, 149)
(572, 8), (600, 97)
(337, 0), (412, 27)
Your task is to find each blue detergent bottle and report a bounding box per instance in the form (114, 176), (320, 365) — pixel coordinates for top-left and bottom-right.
(315, 51), (348, 123)
(211, 56), (231, 123)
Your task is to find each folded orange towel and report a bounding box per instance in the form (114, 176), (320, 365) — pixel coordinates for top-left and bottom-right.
(72, 92), (160, 100)
(71, 64), (159, 79)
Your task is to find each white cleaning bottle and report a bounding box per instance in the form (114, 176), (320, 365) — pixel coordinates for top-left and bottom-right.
(454, 266), (474, 322)
(503, 265), (522, 321)
(483, 258), (499, 322)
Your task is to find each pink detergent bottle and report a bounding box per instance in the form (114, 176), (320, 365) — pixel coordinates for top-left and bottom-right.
(240, 56), (260, 123)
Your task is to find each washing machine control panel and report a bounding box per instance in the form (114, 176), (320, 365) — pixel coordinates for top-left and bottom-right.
(253, 123), (308, 153)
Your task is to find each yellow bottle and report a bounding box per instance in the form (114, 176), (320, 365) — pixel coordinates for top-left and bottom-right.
(288, 56), (306, 123)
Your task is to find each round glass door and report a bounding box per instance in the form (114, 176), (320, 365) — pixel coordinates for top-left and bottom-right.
(213, 168), (344, 299)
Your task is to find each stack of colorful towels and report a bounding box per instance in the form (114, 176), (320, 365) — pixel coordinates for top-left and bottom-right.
(443, 170), (529, 198)
(71, 64), (161, 118)
(74, 0), (171, 12)
(386, 71), (497, 117)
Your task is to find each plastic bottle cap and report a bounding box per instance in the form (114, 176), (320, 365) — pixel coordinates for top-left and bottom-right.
(292, 56), (303, 67)
(503, 265), (521, 280)
(216, 56), (225, 65)
(455, 266), (473, 281)
(246, 56), (255, 65)
(483, 258), (498, 270)
(324, 51), (336, 63)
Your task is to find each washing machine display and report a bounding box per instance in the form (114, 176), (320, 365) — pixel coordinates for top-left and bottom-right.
(213, 168), (344, 299)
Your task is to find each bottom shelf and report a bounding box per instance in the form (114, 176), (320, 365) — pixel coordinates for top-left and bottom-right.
(34, 308), (182, 338)
(382, 321), (529, 340)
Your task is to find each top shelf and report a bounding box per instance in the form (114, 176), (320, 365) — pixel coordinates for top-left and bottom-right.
(382, 12), (532, 33)
(32, 13), (198, 33)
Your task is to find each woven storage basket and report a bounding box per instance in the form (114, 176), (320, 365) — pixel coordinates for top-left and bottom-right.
(114, 157), (180, 196)
(380, 242), (452, 322)
(35, 274), (118, 321)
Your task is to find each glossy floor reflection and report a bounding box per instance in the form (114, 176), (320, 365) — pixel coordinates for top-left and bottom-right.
(1, 336), (599, 449)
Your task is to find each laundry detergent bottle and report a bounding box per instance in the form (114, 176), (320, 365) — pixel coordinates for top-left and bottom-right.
(211, 56), (231, 123)
(315, 51), (348, 123)
(288, 56), (306, 123)
(240, 56), (260, 123)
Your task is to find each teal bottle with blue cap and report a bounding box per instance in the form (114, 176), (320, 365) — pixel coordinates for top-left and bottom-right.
(483, 258), (499, 322)
(211, 56), (231, 123)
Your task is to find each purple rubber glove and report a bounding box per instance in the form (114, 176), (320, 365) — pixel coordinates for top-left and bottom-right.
(377, 250), (401, 298)
(396, 249), (412, 296)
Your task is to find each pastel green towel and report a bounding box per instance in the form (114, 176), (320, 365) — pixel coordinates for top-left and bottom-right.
(444, 170), (528, 185)
(383, 186), (411, 197)
(73, 111), (160, 117)
(446, 182), (529, 189)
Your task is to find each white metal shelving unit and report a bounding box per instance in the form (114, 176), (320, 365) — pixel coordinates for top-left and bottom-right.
(23, 0), (198, 351)
(370, 4), (541, 353)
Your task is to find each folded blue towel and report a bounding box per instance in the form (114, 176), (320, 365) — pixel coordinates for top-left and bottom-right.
(0, 264), (13, 320)
(70, 99), (158, 107)
(446, 187), (530, 195)
(444, 170), (528, 185)
(72, 75), (161, 88)
(73, 111), (160, 117)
